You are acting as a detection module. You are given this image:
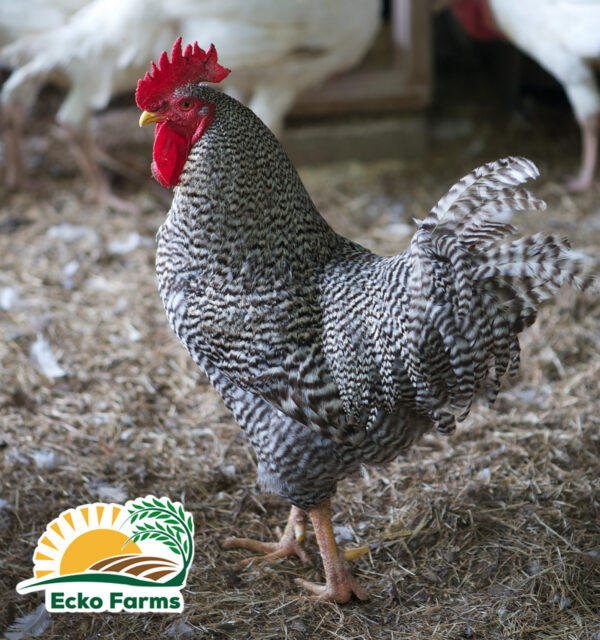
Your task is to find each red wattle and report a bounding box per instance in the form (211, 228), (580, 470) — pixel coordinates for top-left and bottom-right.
(151, 121), (192, 188)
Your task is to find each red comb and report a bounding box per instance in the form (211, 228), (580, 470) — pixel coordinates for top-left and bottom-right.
(136, 37), (230, 110)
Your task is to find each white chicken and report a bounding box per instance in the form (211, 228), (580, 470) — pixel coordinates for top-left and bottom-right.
(0, 0), (380, 208)
(450, 0), (600, 191)
(175, 0), (381, 134)
(0, 0), (86, 190)
(1, 0), (189, 210)
(0, 0), (85, 46)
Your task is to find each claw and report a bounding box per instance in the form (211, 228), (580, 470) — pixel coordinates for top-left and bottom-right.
(295, 574), (369, 603)
(343, 545), (370, 562)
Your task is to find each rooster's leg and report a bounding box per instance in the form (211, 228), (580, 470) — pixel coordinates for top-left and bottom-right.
(295, 498), (369, 603)
(567, 113), (598, 192)
(222, 505), (311, 565)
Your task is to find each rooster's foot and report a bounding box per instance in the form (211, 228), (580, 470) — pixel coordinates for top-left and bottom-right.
(222, 505), (311, 566)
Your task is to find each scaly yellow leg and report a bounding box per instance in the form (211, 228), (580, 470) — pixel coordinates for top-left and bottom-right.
(295, 498), (369, 603)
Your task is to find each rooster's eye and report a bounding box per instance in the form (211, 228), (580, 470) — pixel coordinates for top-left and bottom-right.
(179, 100), (193, 111)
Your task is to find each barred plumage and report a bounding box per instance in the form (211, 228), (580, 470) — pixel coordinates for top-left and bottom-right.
(152, 87), (591, 514)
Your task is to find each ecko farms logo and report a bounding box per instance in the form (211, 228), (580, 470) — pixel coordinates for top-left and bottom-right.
(16, 496), (194, 613)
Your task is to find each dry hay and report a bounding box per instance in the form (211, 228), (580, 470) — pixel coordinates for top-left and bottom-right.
(1, 91), (600, 640)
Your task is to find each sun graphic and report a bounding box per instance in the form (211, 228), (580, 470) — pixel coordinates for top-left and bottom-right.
(32, 504), (141, 580)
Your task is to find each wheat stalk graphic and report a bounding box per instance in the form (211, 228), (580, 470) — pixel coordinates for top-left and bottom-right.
(124, 496), (194, 566)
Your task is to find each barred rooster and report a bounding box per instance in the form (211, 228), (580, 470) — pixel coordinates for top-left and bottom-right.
(137, 39), (591, 602)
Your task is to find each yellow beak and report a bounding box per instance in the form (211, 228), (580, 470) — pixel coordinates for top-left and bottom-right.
(139, 110), (166, 127)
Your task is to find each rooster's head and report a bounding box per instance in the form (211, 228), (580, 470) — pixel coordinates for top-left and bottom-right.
(136, 37), (230, 188)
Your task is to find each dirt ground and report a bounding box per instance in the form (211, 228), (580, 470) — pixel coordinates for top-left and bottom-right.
(2, 51), (600, 639)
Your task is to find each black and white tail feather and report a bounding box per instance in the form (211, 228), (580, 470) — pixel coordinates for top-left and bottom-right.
(404, 156), (592, 434)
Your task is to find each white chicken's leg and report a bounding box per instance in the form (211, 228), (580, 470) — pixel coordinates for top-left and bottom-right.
(63, 124), (138, 213)
(568, 114), (599, 192)
(2, 104), (27, 191)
